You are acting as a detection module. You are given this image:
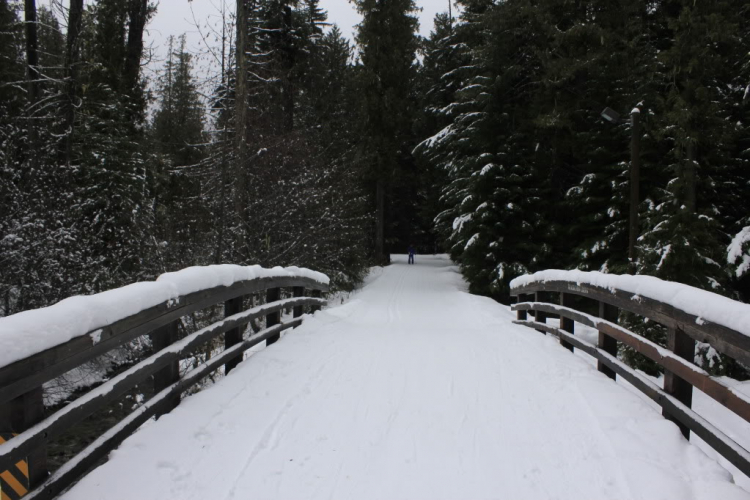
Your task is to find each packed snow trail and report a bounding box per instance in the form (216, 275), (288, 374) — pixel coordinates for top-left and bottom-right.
(61, 255), (748, 500)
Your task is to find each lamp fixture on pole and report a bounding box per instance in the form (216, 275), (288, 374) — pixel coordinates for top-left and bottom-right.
(600, 107), (621, 124)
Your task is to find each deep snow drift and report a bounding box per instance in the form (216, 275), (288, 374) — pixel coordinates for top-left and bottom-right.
(61, 255), (748, 500)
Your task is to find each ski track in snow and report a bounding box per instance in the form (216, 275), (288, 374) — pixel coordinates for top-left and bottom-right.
(61, 255), (749, 500)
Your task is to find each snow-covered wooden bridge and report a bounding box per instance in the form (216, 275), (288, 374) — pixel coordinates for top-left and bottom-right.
(1, 255), (750, 499)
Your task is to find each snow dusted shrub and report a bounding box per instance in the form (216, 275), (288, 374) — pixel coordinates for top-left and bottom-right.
(694, 343), (748, 380)
(728, 226), (750, 279)
(619, 314), (667, 377)
(728, 225), (750, 305)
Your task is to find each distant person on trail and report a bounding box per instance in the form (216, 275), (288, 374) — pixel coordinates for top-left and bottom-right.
(408, 244), (416, 265)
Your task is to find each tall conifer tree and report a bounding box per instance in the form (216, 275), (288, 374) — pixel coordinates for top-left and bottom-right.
(352, 0), (419, 264)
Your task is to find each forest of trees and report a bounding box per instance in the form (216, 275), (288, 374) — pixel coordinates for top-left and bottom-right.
(1, 1), (750, 374)
(0, 0), (378, 316)
(415, 0), (750, 375)
(418, 0), (750, 303)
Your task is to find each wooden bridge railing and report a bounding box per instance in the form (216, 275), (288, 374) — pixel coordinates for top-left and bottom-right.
(510, 270), (750, 479)
(0, 265), (328, 499)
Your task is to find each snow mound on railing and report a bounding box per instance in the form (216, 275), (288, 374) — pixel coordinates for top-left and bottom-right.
(156, 265), (329, 295)
(510, 270), (750, 337)
(0, 265), (329, 369)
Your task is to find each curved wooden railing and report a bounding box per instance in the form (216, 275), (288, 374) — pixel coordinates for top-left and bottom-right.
(0, 266), (329, 499)
(510, 271), (750, 478)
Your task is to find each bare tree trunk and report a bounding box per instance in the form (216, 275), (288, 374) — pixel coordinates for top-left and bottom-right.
(282, 3), (294, 132)
(63, 0), (84, 165)
(123, 0), (149, 96)
(235, 0), (249, 222)
(376, 178), (385, 265)
(215, 5), (229, 264)
(24, 0), (38, 167)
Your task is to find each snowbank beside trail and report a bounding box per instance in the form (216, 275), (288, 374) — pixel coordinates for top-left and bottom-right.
(510, 270), (750, 337)
(0, 265), (328, 369)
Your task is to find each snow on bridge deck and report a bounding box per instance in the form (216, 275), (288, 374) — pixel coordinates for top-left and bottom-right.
(61, 255), (748, 500)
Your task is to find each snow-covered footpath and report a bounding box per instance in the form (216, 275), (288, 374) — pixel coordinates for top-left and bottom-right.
(61, 255), (748, 500)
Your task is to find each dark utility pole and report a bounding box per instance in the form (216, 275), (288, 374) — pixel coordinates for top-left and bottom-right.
(628, 107), (641, 269)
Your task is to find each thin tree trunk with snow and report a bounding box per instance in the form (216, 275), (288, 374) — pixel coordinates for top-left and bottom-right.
(24, 0), (39, 166)
(63, 0), (84, 164)
(235, 0), (249, 221)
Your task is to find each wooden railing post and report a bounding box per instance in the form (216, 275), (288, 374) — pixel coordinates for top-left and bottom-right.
(534, 292), (547, 334)
(597, 302), (618, 380)
(663, 326), (695, 439)
(224, 295), (244, 374)
(560, 293), (574, 352)
(293, 286), (304, 324)
(311, 289), (322, 313)
(151, 320), (180, 417)
(0, 387), (47, 488)
(516, 294), (527, 321)
(266, 287), (281, 345)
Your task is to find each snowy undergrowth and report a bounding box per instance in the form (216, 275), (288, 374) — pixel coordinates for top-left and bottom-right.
(729, 226), (750, 278)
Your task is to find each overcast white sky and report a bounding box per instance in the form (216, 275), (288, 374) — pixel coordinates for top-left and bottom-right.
(40, 0), (454, 108)
(146, 0), (453, 60)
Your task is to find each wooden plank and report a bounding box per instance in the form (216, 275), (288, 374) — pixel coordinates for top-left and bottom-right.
(512, 320), (750, 477)
(663, 326), (695, 439)
(151, 321), (180, 418)
(0, 297), (326, 473)
(0, 277), (329, 405)
(516, 294), (528, 321)
(0, 388), (46, 489)
(311, 290), (322, 313)
(224, 296), (244, 374)
(512, 302), (750, 426)
(597, 302), (618, 380)
(265, 288), (282, 345)
(293, 287), (304, 323)
(23, 319), (303, 500)
(511, 280), (750, 367)
(534, 292), (547, 334)
(559, 293), (574, 352)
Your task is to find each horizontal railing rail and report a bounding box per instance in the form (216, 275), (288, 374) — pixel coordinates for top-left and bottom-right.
(0, 265), (329, 500)
(510, 271), (750, 478)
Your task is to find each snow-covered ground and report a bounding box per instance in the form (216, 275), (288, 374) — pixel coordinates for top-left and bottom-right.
(60, 255), (749, 500)
(573, 323), (750, 490)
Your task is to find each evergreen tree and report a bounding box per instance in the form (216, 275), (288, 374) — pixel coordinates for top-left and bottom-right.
(226, 1), (370, 286)
(0, 0), (28, 315)
(637, 0), (743, 293)
(418, 0), (549, 300)
(414, 11), (464, 253)
(543, 0), (658, 274)
(63, 0), (156, 292)
(352, 0), (420, 264)
(151, 34), (207, 269)
(153, 35), (205, 168)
